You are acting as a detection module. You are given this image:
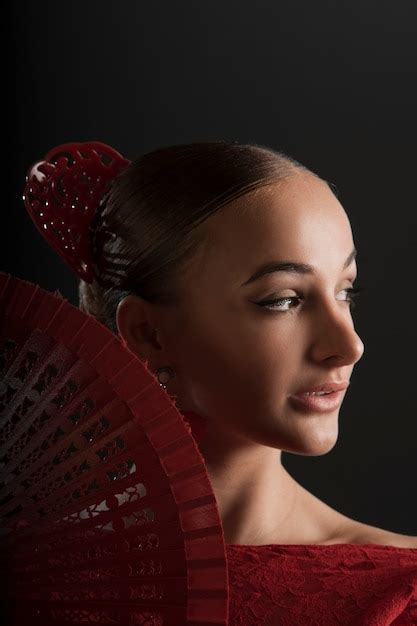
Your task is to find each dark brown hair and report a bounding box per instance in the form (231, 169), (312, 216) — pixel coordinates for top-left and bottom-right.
(79, 140), (316, 334)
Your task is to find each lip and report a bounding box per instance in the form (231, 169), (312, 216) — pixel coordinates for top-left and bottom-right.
(288, 381), (349, 414)
(288, 390), (346, 413)
(293, 381), (350, 394)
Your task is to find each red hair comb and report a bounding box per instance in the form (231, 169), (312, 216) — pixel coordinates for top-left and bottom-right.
(23, 141), (130, 283)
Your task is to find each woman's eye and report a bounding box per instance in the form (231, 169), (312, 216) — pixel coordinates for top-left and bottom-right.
(256, 296), (302, 312)
(256, 286), (363, 312)
(337, 286), (363, 308)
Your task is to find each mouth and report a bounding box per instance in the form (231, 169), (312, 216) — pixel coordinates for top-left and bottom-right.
(288, 389), (346, 413)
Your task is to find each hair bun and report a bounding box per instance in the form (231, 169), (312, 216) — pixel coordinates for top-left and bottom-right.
(23, 141), (130, 282)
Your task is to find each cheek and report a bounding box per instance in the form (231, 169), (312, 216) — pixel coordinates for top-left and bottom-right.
(229, 317), (302, 380)
(176, 317), (300, 409)
(172, 325), (313, 447)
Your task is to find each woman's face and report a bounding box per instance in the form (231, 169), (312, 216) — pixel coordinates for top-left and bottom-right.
(159, 171), (364, 455)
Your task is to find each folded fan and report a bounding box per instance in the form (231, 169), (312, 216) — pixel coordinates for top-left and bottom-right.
(0, 271), (228, 626)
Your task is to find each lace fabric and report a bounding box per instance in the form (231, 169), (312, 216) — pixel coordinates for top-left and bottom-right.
(225, 542), (417, 625)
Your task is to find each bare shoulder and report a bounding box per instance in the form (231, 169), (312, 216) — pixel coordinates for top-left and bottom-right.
(343, 519), (417, 548)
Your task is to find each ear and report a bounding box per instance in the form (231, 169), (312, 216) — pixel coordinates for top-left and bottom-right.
(116, 295), (161, 361)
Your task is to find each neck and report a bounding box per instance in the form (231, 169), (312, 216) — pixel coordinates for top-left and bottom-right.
(188, 412), (299, 545)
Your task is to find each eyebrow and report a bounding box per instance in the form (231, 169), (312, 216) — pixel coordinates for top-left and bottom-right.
(240, 247), (357, 287)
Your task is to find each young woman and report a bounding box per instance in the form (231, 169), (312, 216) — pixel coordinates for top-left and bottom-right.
(23, 140), (417, 625)
(74, 140), (414, 549)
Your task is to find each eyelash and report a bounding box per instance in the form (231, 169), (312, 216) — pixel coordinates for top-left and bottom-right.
(257, 286), (363, 312)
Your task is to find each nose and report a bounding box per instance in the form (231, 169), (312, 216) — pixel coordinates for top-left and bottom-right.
(309, 301), (365, 367)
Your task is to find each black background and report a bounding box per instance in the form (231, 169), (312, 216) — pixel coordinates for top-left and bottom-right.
(4, 0), (417, 535)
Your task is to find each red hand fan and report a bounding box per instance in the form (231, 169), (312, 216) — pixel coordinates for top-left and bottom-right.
(0, 272), (228, 626)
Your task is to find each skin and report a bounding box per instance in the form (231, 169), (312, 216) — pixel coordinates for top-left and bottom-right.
(117, 171), (417, 547)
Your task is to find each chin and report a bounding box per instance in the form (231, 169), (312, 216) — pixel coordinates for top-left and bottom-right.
(277, 418), (340, 456)
(297, 438), (338, 457)
(296, 428), (339, 456)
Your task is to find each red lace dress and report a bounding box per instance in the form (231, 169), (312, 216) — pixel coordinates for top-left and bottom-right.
(225, 542), (417, 625)
(182, 411), (417, 626)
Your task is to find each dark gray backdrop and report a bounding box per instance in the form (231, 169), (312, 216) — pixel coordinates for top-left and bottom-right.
(4, 0), (417, 535)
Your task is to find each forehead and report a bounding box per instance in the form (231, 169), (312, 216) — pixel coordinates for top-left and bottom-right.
(184, 173), (355, 291)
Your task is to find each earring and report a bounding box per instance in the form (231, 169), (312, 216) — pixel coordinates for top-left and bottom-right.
(155, 366), (175, 389)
